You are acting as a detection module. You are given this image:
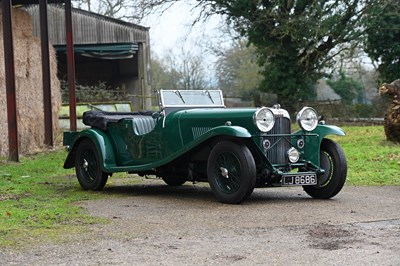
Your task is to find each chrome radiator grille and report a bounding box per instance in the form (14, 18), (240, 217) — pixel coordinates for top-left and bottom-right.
(265, 117), (291, 164)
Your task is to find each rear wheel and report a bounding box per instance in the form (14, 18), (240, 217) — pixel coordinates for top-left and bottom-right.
(207, 141), (256, 204)
(74, 139), (108, 191)
(161, 176), (186, 186)
(303, 139), (347, 199)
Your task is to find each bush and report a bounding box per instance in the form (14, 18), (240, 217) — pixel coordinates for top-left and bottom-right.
(61, 80), (127, 103)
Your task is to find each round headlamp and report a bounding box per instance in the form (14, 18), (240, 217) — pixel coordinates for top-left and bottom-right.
(296, 107), (318, 131)
(254, 107), (275, 132)
(287, 147), (300, 163)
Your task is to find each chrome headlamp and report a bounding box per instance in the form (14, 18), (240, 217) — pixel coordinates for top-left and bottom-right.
(287, 147), (300, 163)
(296, 107), (318, 131)
(254, 107), (275, 132)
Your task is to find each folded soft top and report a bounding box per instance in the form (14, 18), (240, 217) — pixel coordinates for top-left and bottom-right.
(82, 110), (153, 131)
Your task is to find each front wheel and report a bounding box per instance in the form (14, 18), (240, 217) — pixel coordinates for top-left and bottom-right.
(207, 141), (256, 204)
(303, 138), (347, 199)
(74, 139), (108, 191)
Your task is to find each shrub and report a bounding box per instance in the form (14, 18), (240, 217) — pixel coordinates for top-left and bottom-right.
(61, 80), (127, 103)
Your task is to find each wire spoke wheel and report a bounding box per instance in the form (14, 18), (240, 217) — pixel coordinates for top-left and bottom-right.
(207, 141), (256, 204)
(78, 150), (98, 183)
(75, 139), (108, 191)
(318, 150), (334, 187)
(213, 152), (242, 194)
(303, 139), (347, 199)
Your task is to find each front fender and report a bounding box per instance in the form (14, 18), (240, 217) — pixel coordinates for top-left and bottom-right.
(294, 124), (345, 140)
(207, 125), (252, 138)
(292, 124), (345, 168)
(63, 129), (117, 171)
(311, 124), (345, 140)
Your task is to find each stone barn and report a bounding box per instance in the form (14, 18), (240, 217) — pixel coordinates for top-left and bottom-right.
(0, 7), (61, 157)
(25, 4), (152, 109)
(1, 4), (152, 158)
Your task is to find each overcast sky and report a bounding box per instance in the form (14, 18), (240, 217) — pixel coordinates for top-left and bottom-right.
(140, 2), (225, 86)
(141, 2), (224, 57)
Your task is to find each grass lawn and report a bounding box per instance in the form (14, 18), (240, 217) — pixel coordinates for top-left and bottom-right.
(0, 125), (398, 247)
(331, 125), (400, 186)
(0, 150), (108, 247)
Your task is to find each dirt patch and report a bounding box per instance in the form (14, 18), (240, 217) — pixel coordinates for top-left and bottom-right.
(307, 224), (357, 250)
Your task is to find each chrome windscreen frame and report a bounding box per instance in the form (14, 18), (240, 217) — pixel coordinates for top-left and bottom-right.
(158, 90), (225, 114)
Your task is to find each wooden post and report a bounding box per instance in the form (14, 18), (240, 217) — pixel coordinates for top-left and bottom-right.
(2, 0), (19, 161)
(65, 0), (77, 131)
(39, 0), (53, 147)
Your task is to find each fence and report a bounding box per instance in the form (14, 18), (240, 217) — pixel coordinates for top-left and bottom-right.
(60, 95), (384, 128)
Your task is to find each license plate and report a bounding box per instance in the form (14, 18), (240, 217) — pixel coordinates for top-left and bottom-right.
(281, 173), (317, 186)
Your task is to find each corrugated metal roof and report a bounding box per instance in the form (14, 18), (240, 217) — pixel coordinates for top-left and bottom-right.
(12, 0), (63, 4)
(24, 4), (150, 45)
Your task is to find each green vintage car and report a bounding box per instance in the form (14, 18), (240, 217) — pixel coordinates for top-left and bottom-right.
(63, 89), (347, 204)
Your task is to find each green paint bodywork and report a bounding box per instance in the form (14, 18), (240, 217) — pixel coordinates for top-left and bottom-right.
(291, 124), (346, 169)
(64, 107), (345, 178)
(64, 108), (256, 172)
(64, 128), (118, 171)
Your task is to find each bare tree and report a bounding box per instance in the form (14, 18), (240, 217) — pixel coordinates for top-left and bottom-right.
(178, 49), (207, 90)
(151, 45), (210, 90)
(72, 0), (182, 22)
(215, 37), (262, 97)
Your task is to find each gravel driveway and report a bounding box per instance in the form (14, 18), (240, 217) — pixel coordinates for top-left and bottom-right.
(2, 180), (400, 265)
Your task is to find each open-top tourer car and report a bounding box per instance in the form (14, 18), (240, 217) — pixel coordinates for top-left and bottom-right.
(63, 90), (347, 204)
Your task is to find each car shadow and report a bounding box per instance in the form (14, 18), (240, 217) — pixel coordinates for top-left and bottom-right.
(94, 178), (331, 206)
(101, 181), (216, 203)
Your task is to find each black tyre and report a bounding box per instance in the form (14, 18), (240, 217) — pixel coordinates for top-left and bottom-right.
(207, 141), (256, 204)
(303, 138), (347, 199)
(74, 139), (108, 191)
(161, 176), (186, 186)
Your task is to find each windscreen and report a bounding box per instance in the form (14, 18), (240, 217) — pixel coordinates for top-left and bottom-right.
(160, 90), (224, 107)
